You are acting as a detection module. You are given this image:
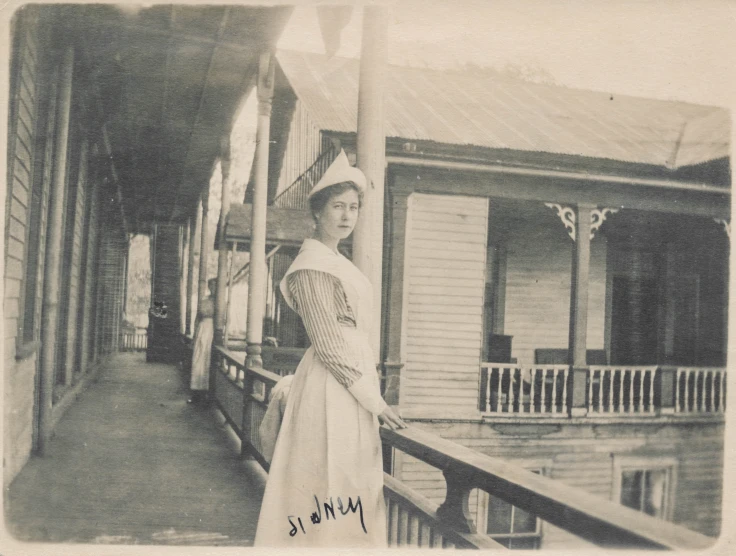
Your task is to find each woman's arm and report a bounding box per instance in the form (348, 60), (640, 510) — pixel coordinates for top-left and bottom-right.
(289, 269), (387, 416)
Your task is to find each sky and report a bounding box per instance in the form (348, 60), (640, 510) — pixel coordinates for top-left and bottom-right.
(277, 0), (736, 109)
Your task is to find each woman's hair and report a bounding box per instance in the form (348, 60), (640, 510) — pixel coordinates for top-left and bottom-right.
(309, 181), (364, 221)
(207, 278), (217, 292)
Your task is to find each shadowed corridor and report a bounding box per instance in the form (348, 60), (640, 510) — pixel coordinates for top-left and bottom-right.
(5, 352), (267, 547)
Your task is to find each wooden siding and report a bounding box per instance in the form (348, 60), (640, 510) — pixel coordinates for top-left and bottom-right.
(394, 419), (724, 548)
(401, 193), (488, 418)
(503, 206), (607, 366)
(270, 95), (326, 204)
(3, 8), (42, 486)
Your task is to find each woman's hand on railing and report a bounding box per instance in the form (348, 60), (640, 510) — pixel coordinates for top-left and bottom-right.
(378, 405), (408, 430)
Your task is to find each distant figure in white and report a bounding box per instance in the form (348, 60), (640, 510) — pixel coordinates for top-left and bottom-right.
(226, 279), (248, 339)
(254, 150), (406, 548)
(189, 277), (216, 401)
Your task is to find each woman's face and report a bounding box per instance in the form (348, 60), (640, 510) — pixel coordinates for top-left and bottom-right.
(315, 188), (360, 242)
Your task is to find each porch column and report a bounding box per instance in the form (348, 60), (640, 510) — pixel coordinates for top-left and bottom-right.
(568, 203), (594, 417)
(246, 53), (275, 368)
(628, 248), (647, 364)
(185, 204), (200, 336)
(39, 46), (74, 454)
(383, 188), (411, 405)
(197, 185), (210, 312)
(353, 5), (388, 355)
(214, 136), (232, 348)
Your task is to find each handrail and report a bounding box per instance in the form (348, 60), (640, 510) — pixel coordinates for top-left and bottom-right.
(380, 426), (714, 550)
(208, 341), (716, 549)
(273, 146), (337, 209)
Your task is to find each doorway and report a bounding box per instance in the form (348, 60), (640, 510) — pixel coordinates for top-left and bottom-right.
(610, 276), (659, 365)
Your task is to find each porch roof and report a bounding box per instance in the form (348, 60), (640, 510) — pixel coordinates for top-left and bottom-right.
(276, 50), (730, 172)
(63, 5), (292, 234)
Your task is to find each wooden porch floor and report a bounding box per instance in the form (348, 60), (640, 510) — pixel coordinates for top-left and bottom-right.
(4, 352), (267, 547)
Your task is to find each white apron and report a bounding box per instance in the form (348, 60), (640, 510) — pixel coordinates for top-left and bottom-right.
(254, 239), (387, 548)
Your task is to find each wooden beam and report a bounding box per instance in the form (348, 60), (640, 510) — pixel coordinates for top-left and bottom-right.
(166, 8), (230, 225)
(353, 5), (389, 354)
(39, 46), (74, 455)
(390, 160), (730, 219)
(246, 52), (275, 369)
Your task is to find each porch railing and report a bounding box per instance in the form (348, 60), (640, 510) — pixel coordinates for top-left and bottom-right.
(480, 363), (726, 417)
(120, 328), (148, 351)
(675, 367), (727, 413)
(208, 342), (715, 550)
(588, 366), (657, 414)
(480, 363), (570, 415)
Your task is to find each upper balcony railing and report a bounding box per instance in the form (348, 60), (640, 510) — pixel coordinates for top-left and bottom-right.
(480, 363), (726, 418)
(203, 342), (716, 550)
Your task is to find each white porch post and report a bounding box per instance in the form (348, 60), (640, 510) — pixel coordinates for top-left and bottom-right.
(353, 5), (388, 355)
(214, 136), (232, 347)
(246, 53), (275, 369)
(185, 203), (200, 336)
(568, 203), (594, 416)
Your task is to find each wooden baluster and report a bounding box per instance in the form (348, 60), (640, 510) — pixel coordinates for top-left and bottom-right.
(419, 522), (432, 548)
(390, 499), (399, 546)
(618, 369), (625, 413)
(399, 507), (409, 545)
(529, 368), (536, 414)
(562, 367), (569, 414)
(607, 370), (613, 412)
(674, 369), (681, 412)
(637, 370), (644, 412)
(510, 368), (519, 413)
(698, 371), (704, 412)
(431, 529), (443, 549)
(648, 370), (655, 413)
(409, 512), (420, 545)
(719, 371), (726, 412)
(549, 368), (558, 413)
(685, 369), (692, 412)
(588, 368), (595, 413)
(436, 467), (476, 534)
(484, 365), (491, 413)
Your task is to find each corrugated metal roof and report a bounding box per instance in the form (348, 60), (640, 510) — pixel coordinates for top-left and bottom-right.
(276, 50), (729, 169)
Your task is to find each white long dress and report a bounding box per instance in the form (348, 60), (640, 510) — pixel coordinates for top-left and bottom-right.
(190, 296), (214, 391)
(254, 238), (388, 548)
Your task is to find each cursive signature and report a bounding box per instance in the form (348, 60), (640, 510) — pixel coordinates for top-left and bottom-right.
(288, 495), (367, 537)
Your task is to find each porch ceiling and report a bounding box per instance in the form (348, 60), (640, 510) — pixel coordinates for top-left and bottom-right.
(66, 5), (292, 235)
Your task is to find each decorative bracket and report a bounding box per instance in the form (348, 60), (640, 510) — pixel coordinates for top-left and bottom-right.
(713, 218), (731, 238)
(544, 203), (576, 240)
(590, 207), (619, 238)
(545, 203), (619, 241)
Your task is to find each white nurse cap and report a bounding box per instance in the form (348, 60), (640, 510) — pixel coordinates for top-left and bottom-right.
(307, 149), (367, 199)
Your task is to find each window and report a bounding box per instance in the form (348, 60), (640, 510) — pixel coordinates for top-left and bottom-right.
(620, 468), (669, 518)
(613, 457), (677, 521)
(477, 468), (543, 549)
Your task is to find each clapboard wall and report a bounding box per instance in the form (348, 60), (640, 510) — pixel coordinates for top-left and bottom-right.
(401, 193), (489, 419)
(3, 6), (44, 486)
(269, 72), (326, 204)
(4, 8), (129, 486)
(393, 419), (724, 548)
(503, 203), (607, 366)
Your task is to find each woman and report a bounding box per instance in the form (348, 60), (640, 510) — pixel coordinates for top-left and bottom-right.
(254, 150), (406, 548)
(189, 277), (216, 401)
